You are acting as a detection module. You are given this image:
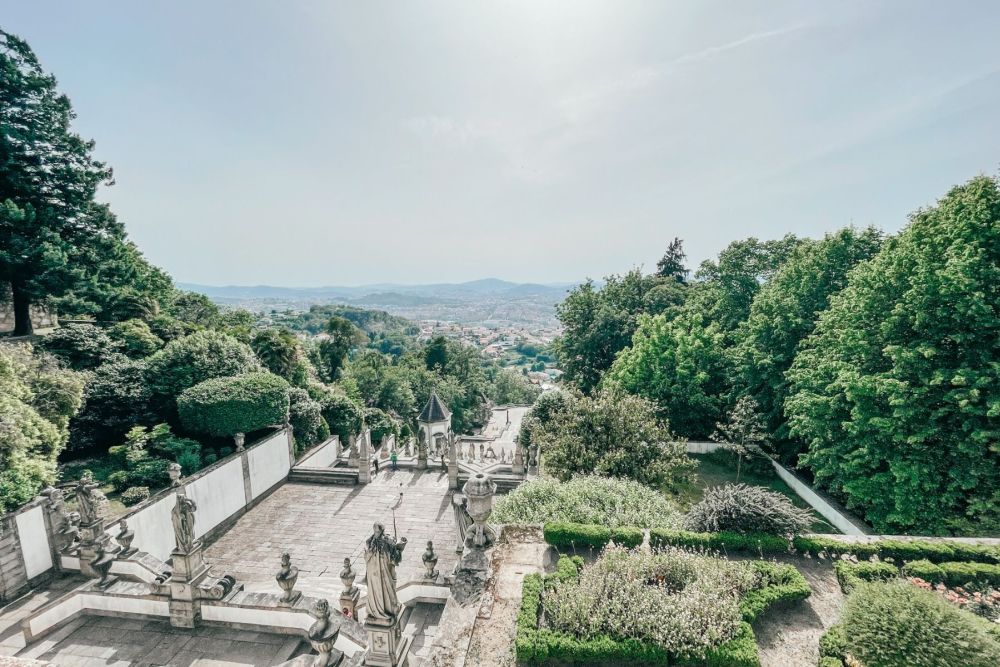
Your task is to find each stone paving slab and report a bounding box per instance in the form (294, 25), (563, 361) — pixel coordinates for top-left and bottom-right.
(202, 471), (459, 600)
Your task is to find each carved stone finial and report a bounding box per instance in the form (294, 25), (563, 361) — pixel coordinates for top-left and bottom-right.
(89, 542), (116, 589)
(168, 462), (183, 487)
(116, 518), (137, 558)
(421, 540), (439, 580)
(275, 552), (301, 606)
(307, 599), (340, 666)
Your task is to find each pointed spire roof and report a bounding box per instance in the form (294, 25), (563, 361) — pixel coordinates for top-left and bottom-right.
(418, 391), (451, 423)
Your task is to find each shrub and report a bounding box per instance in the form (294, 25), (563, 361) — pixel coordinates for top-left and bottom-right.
(684, 483), (813, 535)
(177, 372), (289, 439)
(106, 319), (163, 358)
(611, 526), (644, 549)
(901, 559), (944, 583)
(841, 581), (1000, 667)
(308, 384), (364, 442)
(544, 522), (612, 550)
(544, 546), (756, 661)
(903, 560), (1000, 588)
(145, 330), (262, 415)
(68, 357), (153, 453)
(492, 475), (681, 529)
(818, 624), (847, 663)
(37, 324), (121, 370)
(834, 560), (898, 593)
(288, 388), (327, 448)
(108, 470), (130, 493)
(739, 561), (811, 622)
(649, 528), (790, 555)
(120, 486), (150, 507)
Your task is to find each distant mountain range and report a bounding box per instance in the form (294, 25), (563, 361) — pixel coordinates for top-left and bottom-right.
(178, 278), (577, 302)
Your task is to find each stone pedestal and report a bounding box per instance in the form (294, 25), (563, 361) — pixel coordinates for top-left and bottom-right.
(512, 444), (525, 476)
(416, 443), (427, 470)
(364, 614), (410, 667)
(339, 587), (360, 619)
(168, 547), (209, 628)
(77, 520), (116, 579)
(358, 431), (372, 484)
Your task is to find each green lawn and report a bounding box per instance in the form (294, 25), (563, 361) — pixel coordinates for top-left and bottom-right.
(665, 451), (836, 533)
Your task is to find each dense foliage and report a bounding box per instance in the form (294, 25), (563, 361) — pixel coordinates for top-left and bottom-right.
(683, 483), (814, 536)
(177, 372), (290, 439)
(786, 177), (1000, 534)
(492, 475), (681, 529)
(840, 581), (1000, 667)
(525, 388), (694, 488)
(0, 344), (84, 510)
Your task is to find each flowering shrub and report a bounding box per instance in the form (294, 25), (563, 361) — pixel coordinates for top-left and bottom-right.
(684, 483), (813, 535)
(544, 545), (756, 660)
(492, 475), (681, 529)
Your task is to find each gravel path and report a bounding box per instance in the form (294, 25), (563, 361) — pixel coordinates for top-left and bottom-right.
(753, 557), (845, 667)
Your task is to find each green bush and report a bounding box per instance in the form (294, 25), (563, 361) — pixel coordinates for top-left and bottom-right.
(178, 372), (289, 438)
(288, 387), (327, 448)
(543, 522), (612, 550)
(107, 319), (163, 358)
(128, 457), (172, 488)
(120, 486), (150, 507)
(108, 470), (130, 493)
(649, 529), (789, 555)
(818, 658), (843, 667)
(902, 560), (1000, 588)
(842, 581), (1000, 667)
(684, 483), (813, 536)
(493, 475), (681, 529)
(611, 526), (644, 548)
(739, 561), (811, 622)
(818, 624), (847, 663)
(38, 324), (121, 370)
(834, 560), (898, 593)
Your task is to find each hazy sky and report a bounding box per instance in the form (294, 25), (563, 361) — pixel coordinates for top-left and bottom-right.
(3, 1), (999, 286)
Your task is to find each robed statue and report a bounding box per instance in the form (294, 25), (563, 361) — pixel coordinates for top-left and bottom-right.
(363, 522), (407, 621)
(171, 494), (198, 552)
(74, 471), (108, 525)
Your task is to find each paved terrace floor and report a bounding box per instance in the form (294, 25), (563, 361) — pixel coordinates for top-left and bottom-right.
(203, 469), (460, 602)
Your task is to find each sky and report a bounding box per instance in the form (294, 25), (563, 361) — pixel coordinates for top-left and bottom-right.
(3, 1), (1000, 286)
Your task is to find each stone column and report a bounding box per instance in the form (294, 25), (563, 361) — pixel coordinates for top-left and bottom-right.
(339, 558), (359, 619)
(347, 434), (359, 468)
(358, 430), (372, 484)
(416, 428), (428, 471)
(447, 434), (459, 490)
(512, 443), (525, 476)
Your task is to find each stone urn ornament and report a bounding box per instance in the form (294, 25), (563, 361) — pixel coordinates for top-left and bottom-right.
(90, 542), (116, 589)
(462, 473), (497, 549)
(275, 552), (301, 606)
(234, 432), (246, 452)
(307, 598), (340, 666)
(116, 518), (137, 559)
(421, 540), (439, 580)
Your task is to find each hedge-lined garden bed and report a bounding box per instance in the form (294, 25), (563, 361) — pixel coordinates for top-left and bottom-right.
(516, 550), (810, 666)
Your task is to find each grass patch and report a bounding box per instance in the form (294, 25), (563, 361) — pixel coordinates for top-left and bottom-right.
(666, 452), (835, 533)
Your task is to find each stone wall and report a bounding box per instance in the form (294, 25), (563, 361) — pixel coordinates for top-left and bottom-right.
(0, 427), (295, 601)
(0, 285), (57, 333)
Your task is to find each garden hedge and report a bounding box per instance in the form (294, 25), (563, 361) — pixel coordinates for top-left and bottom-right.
(901, 559), (1000, 588)
(644, 528), (1000, 564)
(817, 624), (848, 667)
(543, 522), (644, 550)
(178, 372), (289, 438)
(515, 555), (810, 666)
(833, 561), (898, 593)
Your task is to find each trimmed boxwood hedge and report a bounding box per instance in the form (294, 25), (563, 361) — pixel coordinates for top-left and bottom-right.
(543, 522), (644, 550)
(833, 561), (898, 593)
(515, 556), (810, 666)
(901, 559), (1000, 588)
(644, 528), (1000, 564)
(818, 624), (847, 667)
(178, 372), (289, 438)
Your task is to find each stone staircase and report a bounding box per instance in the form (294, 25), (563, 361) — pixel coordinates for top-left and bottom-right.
(287, 467), (359, 485)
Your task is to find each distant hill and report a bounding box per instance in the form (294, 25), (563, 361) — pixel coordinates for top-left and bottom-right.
(178, 279), (574, 302)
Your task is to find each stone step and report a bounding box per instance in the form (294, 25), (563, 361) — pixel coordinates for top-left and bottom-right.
(288, 468), (359, 485)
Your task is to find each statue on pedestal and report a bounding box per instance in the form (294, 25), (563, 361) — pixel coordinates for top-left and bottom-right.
(276, 552), (301, 605)
(363, 522), (407, 621)
(74, 471), (107, 525)
(172, 494), (198, 553)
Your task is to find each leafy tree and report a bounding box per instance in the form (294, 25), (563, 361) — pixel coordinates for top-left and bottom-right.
(167, 290), (221, 329)
(532, 388), (694, 488)
(0, 344), (84, 511)
(316, 316), (365, 380)
(424, 335), (449, 370)
(487, 367), (541, 405)
(695, 234), (803, 331)
(712, 395), (770, 481)
(605, 310), (728, 439)
(177, 372), (290, 443)
(68, 356), (153, 452)
(107, 319), (164, 358)
(364, 406), (398, 444)
(145, 330), (262, 420)
(308, 383), (365, 442)
(785, 176), (1000, 534)
(252, 328), (308, 386)
(655, 237), (688, 281)
(0, 31), (114, 335)
(554, 270), (661, 393)
(37, 323), (121, 370)
(736, 227), (882, 461)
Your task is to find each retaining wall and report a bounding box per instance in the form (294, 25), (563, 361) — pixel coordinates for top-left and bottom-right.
(1, 427), (295, 602)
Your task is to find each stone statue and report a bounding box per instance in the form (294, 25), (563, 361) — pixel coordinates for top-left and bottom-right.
(168, 462), (183, 487)
(90, 541), (116, 589)
(171, 494), (198, 553)
(340, 557), (357, 596)
(363, 522), (407, 621)
(74, 472), (108, 525)
(421, 541), (439, 580)
(275, 552), (301, 605)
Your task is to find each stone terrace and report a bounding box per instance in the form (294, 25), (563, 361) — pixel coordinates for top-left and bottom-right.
(203, 469), (459, 601)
